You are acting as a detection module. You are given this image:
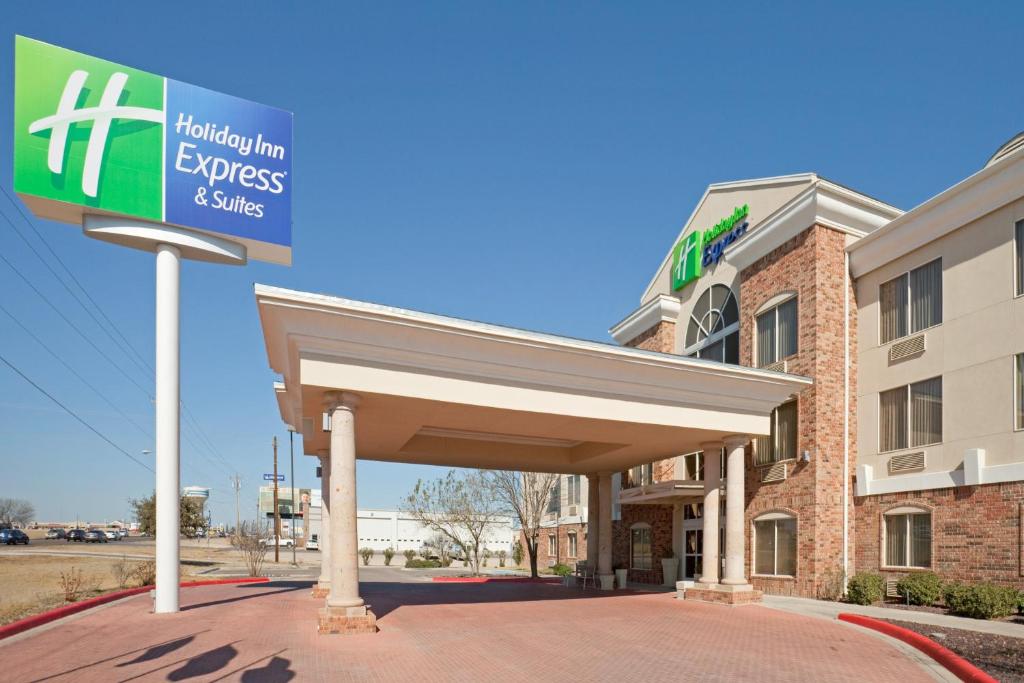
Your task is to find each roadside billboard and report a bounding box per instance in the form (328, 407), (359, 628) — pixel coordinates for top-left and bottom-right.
(13, 36), (292, 265)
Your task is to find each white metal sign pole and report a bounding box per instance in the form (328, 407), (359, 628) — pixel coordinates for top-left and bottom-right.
(154, 243), (181, 614)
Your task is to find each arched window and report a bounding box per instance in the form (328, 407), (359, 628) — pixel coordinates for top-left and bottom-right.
(752, 512), (796, 577)
(630, 523), (652, 570)
(685, 284), (739, 364)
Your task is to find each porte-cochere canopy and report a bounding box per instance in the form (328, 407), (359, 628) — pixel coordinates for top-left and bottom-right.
(256, 284), (811, 475)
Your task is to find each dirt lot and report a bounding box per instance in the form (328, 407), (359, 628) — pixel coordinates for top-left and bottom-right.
(0, 555), (198, 626)
(882, 618), (1024, 682)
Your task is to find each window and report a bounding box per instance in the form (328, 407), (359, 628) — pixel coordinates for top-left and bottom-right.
(567, 532), (578, 558)
(685, 284), (739, 364)
(755, 297), (798, 367)
(884, 509), (931, 568)
(566, 474), (581, 506)
(547, 478), (560, 514)
(629, 463), (653, 488)
(547, 534), (557, 557)
(1017, 354), (1024, 430)
(630, 524), (652, 570)
(754, 400), (797, 465)
(880, 259), (942, 344)
(753, 514), (796, 576)
(879, 377), (942, 452)
(1016, 220), (1024, 297)
(681, 449), (725, 480)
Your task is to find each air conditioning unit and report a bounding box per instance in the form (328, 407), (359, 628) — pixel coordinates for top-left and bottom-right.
(567, 505), (578, 516)
(889, 451), (926, 474)
(890, 333), (926, 362)
(761, 462), (787, 483)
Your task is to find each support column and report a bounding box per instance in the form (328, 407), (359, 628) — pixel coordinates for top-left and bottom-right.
(154, 244), (180, 614)
(597, 472), (614, 590)
(722, 435), (752, 587)
(312, 449), (331, 598)
(319, 392), (376, 635)
(696, 441), (722, 586)
(586, 474), (599, 566)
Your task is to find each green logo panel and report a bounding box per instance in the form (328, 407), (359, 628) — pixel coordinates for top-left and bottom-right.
(13, 36), (164, 221)
(671, 230), (702, 290)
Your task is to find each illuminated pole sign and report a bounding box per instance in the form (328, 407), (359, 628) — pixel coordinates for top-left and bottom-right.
(670, 204), (749, 291)
(13, 35), (292, 265)
(12, 36), (293, 615)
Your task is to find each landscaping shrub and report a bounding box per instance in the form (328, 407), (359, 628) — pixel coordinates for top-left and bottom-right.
(512, 540), (524, 567)
(403, 549), (416, 563)
(817, 564), (845, 602)
(405, 558), (441, 569)
(944, 582), (1018, 619)
(846, 572), (883, 605)
(498, 550), (507, 567)
(131, 560), (157, 586)
(58, 567), (85, 602)
(551, 563), (572, 577)
(895, 572), (943, 606)
(383, 547), (395, 566)
(111, 557), (133, 589)
(1018, 590), (1024, 615)
(359, 547), (374, 566)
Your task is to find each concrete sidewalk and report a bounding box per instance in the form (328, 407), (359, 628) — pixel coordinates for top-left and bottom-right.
(763, 594), (1024, 638)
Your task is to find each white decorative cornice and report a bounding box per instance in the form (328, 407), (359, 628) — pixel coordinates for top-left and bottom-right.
(608, 294), (680, 346)
(848, 146), (1024, 277)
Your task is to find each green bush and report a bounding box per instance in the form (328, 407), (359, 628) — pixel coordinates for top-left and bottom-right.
(551, 563), (572, 577)
(359, 547), (374, 566)
(1017, 590), (1024, 615)
(512, 540), (524, 567)
(405, 558), (441, 569)
(944, 582), (1018, 619)
(895, 572), (943, 606)
(403, 549), (416, 563)
(846, 572), (884, 605)
(383, 547), (396, 566)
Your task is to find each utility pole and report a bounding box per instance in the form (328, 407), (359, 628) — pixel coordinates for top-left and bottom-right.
(229, 474), (242, 542)
(289, 428), (297, 566)
(273, 436), (280, 564)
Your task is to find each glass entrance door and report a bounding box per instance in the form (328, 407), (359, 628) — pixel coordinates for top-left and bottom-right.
(684, 529), (703, 579)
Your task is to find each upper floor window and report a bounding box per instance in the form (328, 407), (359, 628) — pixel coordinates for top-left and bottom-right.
(1015, 353), (1023, 431)
(754, 400), (798, 465)
(756, 297), (798, 367)
(566, 474), (581, 506)
(884, 508), (931, 569)
(628, 463), (653, 488)
(880, 259), (942, 344)
(879, 376), (942, 453)
(546, 478), (560, 514)
(680, 449), (725, 481)
(630, 523), (652, 570)
(685, 284), (739, 364)
(1016, 220), (1024, 297)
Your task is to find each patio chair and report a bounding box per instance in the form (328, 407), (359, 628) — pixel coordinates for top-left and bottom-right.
(575, 561), (597, 590)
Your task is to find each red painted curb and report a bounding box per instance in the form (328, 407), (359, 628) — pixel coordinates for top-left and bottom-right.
(0, 576), (271, 641)
(431, 576), (562, 584)
(838, 613), (997, 683)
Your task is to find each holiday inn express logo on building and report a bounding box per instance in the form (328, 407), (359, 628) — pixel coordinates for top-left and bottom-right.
(13, 36), (293, 265)
(670, 204), (750, 290)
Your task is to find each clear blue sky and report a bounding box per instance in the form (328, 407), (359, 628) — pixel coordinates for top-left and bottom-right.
(1, 2), (1022, 524)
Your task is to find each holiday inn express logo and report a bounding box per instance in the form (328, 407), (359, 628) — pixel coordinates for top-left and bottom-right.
(13, 36), (294, 265)
(670, 204), (751, 291)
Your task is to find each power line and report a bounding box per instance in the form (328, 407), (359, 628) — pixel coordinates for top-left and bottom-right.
(0, 350), (153, 472)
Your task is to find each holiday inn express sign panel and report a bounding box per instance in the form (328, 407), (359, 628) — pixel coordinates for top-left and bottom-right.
(670, 204), (749, 290)
(13, 36), (292, 265)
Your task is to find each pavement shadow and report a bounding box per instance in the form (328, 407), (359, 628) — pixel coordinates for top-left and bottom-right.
(166, 643), (238, 681)
(27, 631), (210, 683)
(239, 656), (295, 682)
(361, 580), (650, 620)
(116, 634), (196, 667)
(181, 584), (307, 612)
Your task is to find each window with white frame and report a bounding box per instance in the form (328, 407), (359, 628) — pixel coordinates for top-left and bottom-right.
(753, 513), (796, 576)
(681, 449), (725, 480)
(566, 474), (581, 506)
(630, 524), (652, 570)
(547, 533), (557, 557)
(879, 376), (942, 453)
(629, 463), (653, 488)
(884, 508), (931, 568)
(546, 478), (560, 514)
(880, 259), (942, 344)
(753, 400), (797, 465)
(1016, 353), (1024, 431)
(755, 296), (798, 367)
(567, 531), (578, 558)
(1016, 220), (1024, 297)
(684, 284), (739, 364)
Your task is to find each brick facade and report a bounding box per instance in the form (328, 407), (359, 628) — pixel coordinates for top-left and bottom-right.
(612, 504), (675, 584)
(626, 319), (675, 353)
(519, 522), (587, 569)
(739, 224), (855, 598)
(854, 482), (1024, 586)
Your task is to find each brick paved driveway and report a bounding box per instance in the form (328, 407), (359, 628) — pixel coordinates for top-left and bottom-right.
(1, 578), (934, 682)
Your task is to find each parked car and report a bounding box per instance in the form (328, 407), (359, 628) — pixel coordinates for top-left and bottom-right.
(66, 529), (86, 542)
(259, 536), (294, 548)
(84, 529), (108, 543)
(305, 534), (319, 551)
(0, 529), (29, 545)
(45, 528), (66, 540)
(103, 529), (119, 541)
(117, 529), (129, 539)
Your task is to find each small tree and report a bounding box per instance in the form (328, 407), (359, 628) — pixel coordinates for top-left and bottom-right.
(360, 547), (374, 565)
(482, 470), (559, 578)
(498, 549), (507, 567)
(383, 547), (396, 566)
(131, 493), (208, 537)
(512, 539), (524, 567)
(404, 471), (505, 576)
(0, 498), (35, 528)
(233, 520), (270, 577)
(482, 548), (492, 567)
(403, 549), (416, 563)
(422, 533), (454, 567)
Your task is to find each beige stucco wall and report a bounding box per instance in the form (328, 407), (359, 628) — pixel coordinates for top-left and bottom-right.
(856, 197), (1024, 481)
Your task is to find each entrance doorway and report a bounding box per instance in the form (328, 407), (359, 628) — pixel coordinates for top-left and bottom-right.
(680, 502), (724, 580)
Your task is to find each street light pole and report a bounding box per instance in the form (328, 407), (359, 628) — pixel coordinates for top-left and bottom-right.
(272, 436), (280, 564)
(289, 428), (296, 566)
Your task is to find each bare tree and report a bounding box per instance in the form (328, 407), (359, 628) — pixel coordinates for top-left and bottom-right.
(482, 470), (558, 578)
(422, 533), (454, 566)
(233, 520), (270, 577)
(0, 498), (35, 528)
(403, 470), (504, 575)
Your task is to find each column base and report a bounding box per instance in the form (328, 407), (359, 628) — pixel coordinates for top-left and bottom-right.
(684, 583), (762, 606)
(311, 583), (330, 598)
(317, 605), (377, 635)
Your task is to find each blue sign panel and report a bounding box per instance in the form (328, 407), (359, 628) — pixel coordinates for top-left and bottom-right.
(263, 473), (285, 482)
